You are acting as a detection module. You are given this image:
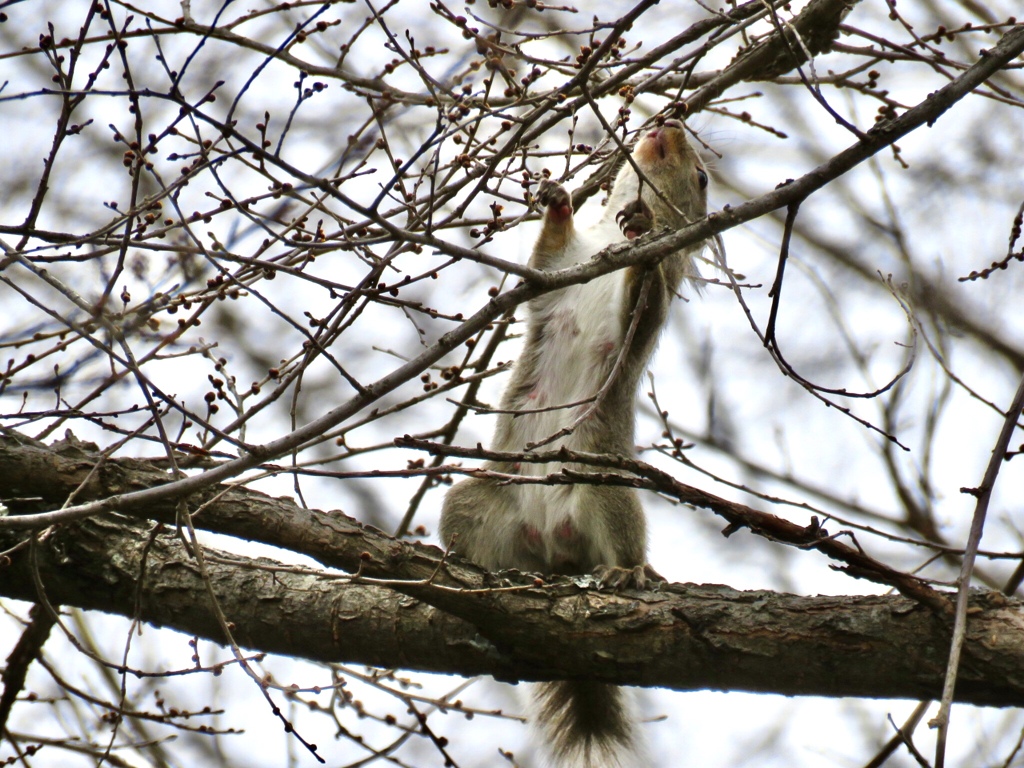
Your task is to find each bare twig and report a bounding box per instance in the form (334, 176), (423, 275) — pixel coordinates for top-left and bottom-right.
(931, 370), (1024, 767)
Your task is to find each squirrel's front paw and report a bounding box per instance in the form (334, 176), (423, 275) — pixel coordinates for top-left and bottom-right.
(616, 198), (653, 240)
(593, 563), (664, 591)
(536, 178), (570, 208)
(536, 178), (572, 224)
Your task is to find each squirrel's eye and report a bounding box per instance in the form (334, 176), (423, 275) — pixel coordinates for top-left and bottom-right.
(697, 169), (708, 189)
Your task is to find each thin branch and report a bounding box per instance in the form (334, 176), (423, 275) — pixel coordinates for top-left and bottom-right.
(931, 370), (1024, 767)
(5, 19), (1023, 533)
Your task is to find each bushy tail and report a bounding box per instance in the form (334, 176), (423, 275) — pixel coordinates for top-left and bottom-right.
(535, 681), (640, 768)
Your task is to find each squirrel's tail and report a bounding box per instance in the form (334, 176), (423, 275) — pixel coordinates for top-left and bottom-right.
(534, 681), (643, 768)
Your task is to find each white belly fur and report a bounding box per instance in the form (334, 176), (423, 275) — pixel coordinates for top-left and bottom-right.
(501, 221), (627, 551)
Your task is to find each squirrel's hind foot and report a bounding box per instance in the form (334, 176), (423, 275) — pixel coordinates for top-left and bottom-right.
(593, 563), (664, 591)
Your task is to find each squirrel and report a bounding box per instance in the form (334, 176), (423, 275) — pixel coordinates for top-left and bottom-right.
(440, 117), (708, 767)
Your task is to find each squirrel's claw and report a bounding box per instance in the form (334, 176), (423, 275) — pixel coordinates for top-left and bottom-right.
(616, 198), (654, 240)
(593, 563), (664, 591)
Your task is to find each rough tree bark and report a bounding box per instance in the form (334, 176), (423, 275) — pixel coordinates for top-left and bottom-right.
(2, 428), (1024, 705)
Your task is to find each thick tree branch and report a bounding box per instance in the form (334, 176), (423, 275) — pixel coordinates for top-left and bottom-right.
(2, 429), (1024, 705)
(2, 513), (1024, 705)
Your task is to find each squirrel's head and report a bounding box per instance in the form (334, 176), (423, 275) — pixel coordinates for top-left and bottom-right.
(611, 119), (708, 226)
